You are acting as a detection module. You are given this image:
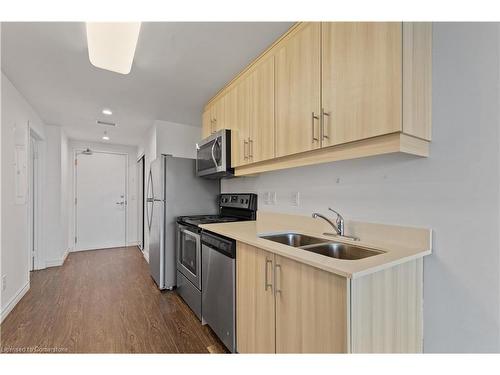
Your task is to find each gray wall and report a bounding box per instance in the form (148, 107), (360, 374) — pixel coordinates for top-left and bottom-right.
(222, 23), (500, 352)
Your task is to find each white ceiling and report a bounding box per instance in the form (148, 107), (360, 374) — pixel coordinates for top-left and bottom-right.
(1, 22), (292, 145)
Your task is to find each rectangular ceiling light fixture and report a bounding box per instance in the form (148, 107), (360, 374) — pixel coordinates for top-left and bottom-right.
(86, 22), (141, 75)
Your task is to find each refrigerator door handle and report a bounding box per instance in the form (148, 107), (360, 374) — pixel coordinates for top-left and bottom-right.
(146, 169), (154, 232)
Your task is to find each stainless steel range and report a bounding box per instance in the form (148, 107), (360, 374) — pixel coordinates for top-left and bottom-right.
(176, 193), (257, 353)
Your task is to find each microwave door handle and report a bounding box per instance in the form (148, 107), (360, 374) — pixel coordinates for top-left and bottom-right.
(211, 141), (218, 167)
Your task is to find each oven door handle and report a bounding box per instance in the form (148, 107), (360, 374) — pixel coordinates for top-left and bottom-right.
(180, 228), (199, 238)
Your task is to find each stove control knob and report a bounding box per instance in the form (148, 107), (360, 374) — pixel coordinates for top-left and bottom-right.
(240, 198), (244, 204)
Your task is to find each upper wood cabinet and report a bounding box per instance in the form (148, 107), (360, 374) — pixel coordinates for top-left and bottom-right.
(212, 96), (226, 133)
(202, 22), (431, 175)
(248, 55), (275, 163)
(321, 22), (402, 146)
(228, 56), (275, 167)
(275, 23), (321, 157)
(202, 108), (212, 138)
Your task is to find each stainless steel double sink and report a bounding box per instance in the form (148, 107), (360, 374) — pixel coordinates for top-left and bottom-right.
(259, 233), (384, 260)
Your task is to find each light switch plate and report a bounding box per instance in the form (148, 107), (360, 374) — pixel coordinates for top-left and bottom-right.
(263, 192), (270, 205)
(292, 192), (300, 206)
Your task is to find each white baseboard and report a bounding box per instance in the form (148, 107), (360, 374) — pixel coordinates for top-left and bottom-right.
(1, 281), (30, 323)
(127, 241), (138, 247)
(143, 250), (149, 263)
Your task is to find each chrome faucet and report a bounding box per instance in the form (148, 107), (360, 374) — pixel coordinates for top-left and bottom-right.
(312, 208), (358, 241)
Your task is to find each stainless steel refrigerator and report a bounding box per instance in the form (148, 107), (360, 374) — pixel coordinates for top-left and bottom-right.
(146, 155), (219, 290)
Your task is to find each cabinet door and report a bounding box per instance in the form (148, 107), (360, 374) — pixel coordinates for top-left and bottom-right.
(202, 108), (212, 138)
(322, 22), (402, 146)
(212, 96), (226, 133)
(235, 77), (251, 166)
(224, 86), (239, 167)
(236, 242), (276, 353)
(274, 255), (348, 353)
(275, 22), (321, 157)
(249, 55), (275, 163)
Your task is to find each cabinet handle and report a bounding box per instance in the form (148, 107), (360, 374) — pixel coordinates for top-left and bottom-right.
(212, 118), (217, 134)
(322, 108), (330, 140)
(311, 112), (319, 142)
(249, 138), (253, 159)
(274, 263), (282, 295)
(243, 139), (249, 160)
(265, 258), (273, 291)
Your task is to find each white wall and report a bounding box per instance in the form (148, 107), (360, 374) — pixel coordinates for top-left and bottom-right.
(68, 140), (138, 251)
(137, 120), (201, 260)
(155, 120), (200, 159)
(222, 23), (500, 352)
(43, 125), (71, 266)
(1, 72), (46, 319)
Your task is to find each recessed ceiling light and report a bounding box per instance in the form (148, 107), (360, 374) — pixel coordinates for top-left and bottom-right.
(102, 131), (110, 141)
(86, 22), (141, 75)
(102, 108), (112, 115)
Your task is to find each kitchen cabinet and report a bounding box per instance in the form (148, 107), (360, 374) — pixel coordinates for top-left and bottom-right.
(203, 22), (431, 175)
(202, 108), (212, 138)
(248, 55), (275, 163)
(236, 241), (423, 353)
(321, 22), (402, 146)
(236, 243), (347, 353)
(275, 22), (321, 157)
(232, 77), (250, 167)
(274, 254), (348, 353)
(229, 55), (275, 167)
(203, 97), (226, 138)
(236, 242), (275, 353)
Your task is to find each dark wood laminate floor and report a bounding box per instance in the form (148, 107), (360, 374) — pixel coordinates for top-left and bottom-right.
(0, 246), (226, 353)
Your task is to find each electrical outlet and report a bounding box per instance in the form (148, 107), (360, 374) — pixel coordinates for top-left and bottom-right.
(263, 192), (270, 205)
(292, 192), (300, 206)
(1, 275), (6, 292)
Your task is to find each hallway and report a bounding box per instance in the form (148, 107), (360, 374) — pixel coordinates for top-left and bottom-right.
(0, 247), (225, 353)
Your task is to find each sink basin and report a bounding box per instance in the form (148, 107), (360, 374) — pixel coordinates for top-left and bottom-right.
(260, 233), (330, 247)
(300, 243), (384, 260)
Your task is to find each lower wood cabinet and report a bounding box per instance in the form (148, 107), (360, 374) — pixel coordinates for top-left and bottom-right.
(236, 241), (424, 353)
(236, 242), (348, 353)
(236, 242), (275, 353)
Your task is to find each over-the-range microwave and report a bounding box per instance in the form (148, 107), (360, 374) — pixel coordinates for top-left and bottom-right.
(196, 129), (234, 179)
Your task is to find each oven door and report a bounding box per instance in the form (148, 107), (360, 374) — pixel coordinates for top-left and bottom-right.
(196, 130), (227, 177)
(176, 224), (201, 289)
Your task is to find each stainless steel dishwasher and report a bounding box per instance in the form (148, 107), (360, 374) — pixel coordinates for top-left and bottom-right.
(201, 230), (236, 353)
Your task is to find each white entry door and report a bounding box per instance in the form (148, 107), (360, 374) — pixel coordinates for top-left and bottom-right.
(75, 151), (127, 251)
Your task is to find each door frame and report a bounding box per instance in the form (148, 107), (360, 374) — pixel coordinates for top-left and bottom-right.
(28, 125), (44, 270)
(73, 149), (129, 251)
(137, 154), (145, 251)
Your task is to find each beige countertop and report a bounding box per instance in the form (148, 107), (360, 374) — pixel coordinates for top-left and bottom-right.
(200, 212), (432, 279)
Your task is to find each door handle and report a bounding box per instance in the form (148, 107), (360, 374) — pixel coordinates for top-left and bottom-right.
(311, 112), (319, 142)
(249, 138), (253, 159)
(115, 201), (125, 205)
(265, 258), (273, 291)
(274, 263), (282, 295)
(322, 108), (330, 140)
(243, 139), (249, 160)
